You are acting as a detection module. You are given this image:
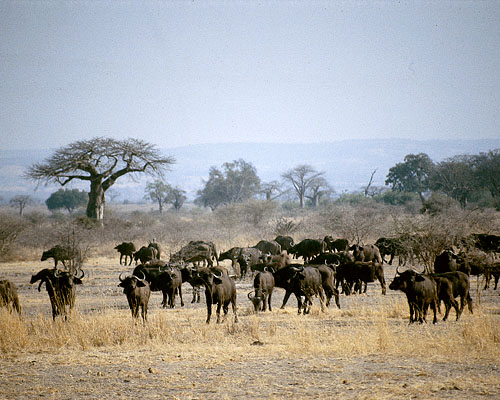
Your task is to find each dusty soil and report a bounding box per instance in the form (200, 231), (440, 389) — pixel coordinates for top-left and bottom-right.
(0, 258), (499, 399)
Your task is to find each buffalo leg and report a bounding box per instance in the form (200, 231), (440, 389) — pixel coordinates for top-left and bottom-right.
(216, 302), (223, 323)
(281, 290), (293, 309)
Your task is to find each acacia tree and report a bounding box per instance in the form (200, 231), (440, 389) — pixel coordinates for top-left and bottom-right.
(46, 189), (88, 214)
(9, 195), (33, 216)
(165, 185), (187, 210)
(26, 137), (175, 224)
(195, 159), (261, 210)
(145, 180), (170, 214)
(430, 155), (475, 209)
(473, 149), (500, 199)
(385, 153), (434, 206)
(282, 164), (325, 208)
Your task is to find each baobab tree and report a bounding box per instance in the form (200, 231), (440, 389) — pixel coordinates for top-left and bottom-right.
(25, 137), (175, 224)
(282, 164), (325, 208)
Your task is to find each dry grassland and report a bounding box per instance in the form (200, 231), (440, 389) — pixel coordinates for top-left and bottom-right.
(0, 258), (499, 399)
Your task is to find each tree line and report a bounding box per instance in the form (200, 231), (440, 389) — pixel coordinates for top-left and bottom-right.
(21, 137), (500, 223)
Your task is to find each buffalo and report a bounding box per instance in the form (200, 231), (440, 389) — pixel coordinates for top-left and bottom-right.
(161, 267), (184, 308)
(193, 267), (238, 324)
(118, 271), (151, 322)
(30, 267), (85, 320)
(133, 246), (157, 265)
(335, 260), (386, 295)
(41, 245), (75, 268)
(389, 268), (438, 324)
(289, 239), (327, 263)
(114, 242), (136, 266)
(374, 237), (409, 265)
(248, 269), (275, 312)
(256, 251), (292, 272)
(429, 271), (473, 317)
(171, 241), (218, 268)
(254, 240), (282, 255)
(350, 244), (383, 264)
(0, 279), (21, 315)
(273, 236), (295, 252)
(237, 247), (262, 279)
(323, 236), (349, 253)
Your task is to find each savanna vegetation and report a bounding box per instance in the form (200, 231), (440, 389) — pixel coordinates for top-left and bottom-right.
(1, 139), (499, 398)
(0, 195), (499, 399)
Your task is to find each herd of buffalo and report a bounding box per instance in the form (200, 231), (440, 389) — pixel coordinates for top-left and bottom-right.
(1, 234), (499, 324)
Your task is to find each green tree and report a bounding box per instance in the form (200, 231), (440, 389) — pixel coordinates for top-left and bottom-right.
(473, 149), (500, 199)
(195, 159), (261, 210)
(430, 155), (475, 209)
(26, 137), (174, 224)
(145, 180), (170, 214)
(165, 185), (187, 210)
(282, 164), (325, 208)
(45, 189), (88, 213)
(385, 153), (434, 205)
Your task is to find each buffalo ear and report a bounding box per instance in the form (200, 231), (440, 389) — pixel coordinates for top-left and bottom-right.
(137, 280), (147, 287)
(414, 275), (425, 282)
(73, 278), (83, 285)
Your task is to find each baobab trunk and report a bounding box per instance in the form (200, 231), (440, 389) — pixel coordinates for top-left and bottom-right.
(87, 180), (105, 224)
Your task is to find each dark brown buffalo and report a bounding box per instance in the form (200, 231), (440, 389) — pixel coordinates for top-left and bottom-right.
(289, 239), (327, 263)
(254, 240), (282, 255)
(248, 269), (275, 312)
(30, 267), (84, 320)
(432, 276), (461, 321)
(350, 244), (383, 264)
(336, 260), (386, 295)
(257, 251), (292, 271)
(41, 245), (75, 268)
(389, 268), (438, 324)
(161, 267), (184, 308)
(273, 236), (295, 252)
(429, 271), (473, 316)
(133, 246), (157, 265)
(274, 265), (326, 314)
(323, 236), (349, 253)
(118, 271), (150, 322)
(114, 242), (136, 265)
(194, 267), (237, 324)
(0, 279), (21, 315)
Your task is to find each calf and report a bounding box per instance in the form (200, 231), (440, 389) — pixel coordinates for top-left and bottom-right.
(118, 272), (151, 322)
(0, 279), (21, 315)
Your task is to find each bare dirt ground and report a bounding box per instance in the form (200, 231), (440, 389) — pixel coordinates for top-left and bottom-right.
(1, 258), (499, 399)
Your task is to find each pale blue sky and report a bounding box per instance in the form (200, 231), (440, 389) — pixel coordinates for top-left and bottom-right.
(1, 1), (499, 150)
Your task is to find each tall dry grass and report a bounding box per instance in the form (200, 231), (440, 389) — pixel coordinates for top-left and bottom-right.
(1, 299), (498, 363)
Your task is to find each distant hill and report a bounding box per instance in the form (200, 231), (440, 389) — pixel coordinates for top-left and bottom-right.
(1, 139), (500, 203)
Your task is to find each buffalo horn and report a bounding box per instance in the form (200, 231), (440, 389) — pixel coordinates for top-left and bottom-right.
(118, 272), (127, 282)
(248, 291), (254, 300)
